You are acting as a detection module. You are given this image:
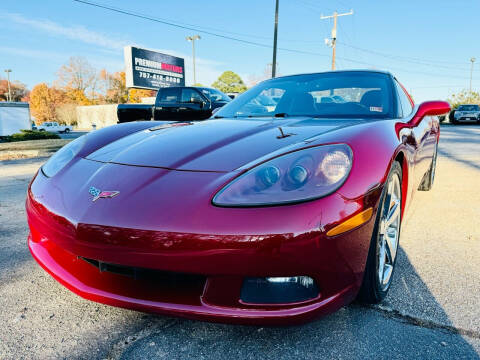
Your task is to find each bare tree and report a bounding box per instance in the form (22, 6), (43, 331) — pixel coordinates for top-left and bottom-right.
(56, 56), (98, 98)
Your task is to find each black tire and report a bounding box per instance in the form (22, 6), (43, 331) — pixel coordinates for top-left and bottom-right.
(39, 129), (45, 132)
(64, 128), (70, 133)
(418, 142), (438, 191)
(449, 111), (457, 125)
(357, 161), (402, 304)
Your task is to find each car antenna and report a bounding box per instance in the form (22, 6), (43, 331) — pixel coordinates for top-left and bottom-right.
(277, 126), (295, 139)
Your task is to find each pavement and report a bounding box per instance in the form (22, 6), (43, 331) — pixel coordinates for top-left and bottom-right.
(0, 124), (479, 359)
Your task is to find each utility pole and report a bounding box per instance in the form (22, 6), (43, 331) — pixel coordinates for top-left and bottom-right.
(4, 69), (12, 102)
(470, 57), (476, 94)
(321, 10), (354, 70)
(186, 35), (201, 85)
(271, 0), (279, 78)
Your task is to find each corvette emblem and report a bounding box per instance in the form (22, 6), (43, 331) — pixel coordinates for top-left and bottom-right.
(88, 186), (120, 202)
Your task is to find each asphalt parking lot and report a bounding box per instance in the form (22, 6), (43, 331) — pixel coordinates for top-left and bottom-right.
(58, 131), (88, 140)
(0, 124), (479, 359)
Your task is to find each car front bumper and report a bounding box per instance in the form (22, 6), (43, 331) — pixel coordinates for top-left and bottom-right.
(26, 161), (382, 325)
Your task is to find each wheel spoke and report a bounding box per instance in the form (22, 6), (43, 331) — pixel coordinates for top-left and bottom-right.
(378, 239), (386, 282)
(383, 264), (393, 285)
(385, 229), (397, 262)
(385, 199), (400, 228)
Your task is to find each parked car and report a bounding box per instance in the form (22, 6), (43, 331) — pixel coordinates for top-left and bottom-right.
(37, 122), (72, 133)
(0, 102), (31, 136)
(452, 104), (480, 124)
(117, 86), (231, 123)
(27, 70), (449, 324)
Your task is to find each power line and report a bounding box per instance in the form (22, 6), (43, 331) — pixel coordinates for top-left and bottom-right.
(72, 0), (332, 57)
(72, 0), (477, 82)
(337, 41), (472, 70)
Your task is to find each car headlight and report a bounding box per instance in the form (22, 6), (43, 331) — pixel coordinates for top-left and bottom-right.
(212, 144), (352, 207)
(41, 135), (86, 177)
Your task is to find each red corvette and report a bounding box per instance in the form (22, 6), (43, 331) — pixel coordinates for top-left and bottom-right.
(27, 70), (450, 324)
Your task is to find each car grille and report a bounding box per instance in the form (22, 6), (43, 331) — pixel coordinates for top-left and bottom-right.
(79, 256), (205, 285)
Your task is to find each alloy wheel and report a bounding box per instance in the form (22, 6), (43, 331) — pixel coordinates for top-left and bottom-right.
(376, 173), (401, 291)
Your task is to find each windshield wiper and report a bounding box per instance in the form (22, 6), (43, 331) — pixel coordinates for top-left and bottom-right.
(213, 115), (225, 119)
(274, 113), (288, 118)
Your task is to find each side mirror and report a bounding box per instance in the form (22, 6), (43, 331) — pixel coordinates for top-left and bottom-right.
(409, 101), (451, 126)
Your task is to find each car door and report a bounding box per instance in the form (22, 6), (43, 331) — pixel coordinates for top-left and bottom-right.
(154, 88), (182, 120)
(395, 80), (434, 190)
(179, 88), (211, 120)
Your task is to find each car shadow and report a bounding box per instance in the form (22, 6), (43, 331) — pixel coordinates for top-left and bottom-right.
(96, 245), (478, 360)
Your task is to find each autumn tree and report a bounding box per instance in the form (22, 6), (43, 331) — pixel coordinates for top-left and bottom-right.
(101, 71), (155, 104)
(0, 79), (29, 102)
(103, 71), (128, 104)
(29, 83), (66, 124)
(56, 56), (98, 102)
(129, 88), (156, 103)
(212, 71), (247, 93)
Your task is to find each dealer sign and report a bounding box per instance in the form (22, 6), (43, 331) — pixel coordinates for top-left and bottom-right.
(124, 46), (185, 90)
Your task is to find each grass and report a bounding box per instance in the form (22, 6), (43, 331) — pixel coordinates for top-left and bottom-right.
(0, 137), (71, 161)
(0, 130), (60, 143)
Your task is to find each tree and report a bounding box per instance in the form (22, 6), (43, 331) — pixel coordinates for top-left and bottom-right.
(102, 71), (155, 104)
(447, 89), (480, 109)
(129, 88), (156, 103)
(29, 83), (66, 124)
(56, 56), (98, 101)
(212, 71), (247, 93)
(103, 71), (128, 104)
(0, 79), (30, 102)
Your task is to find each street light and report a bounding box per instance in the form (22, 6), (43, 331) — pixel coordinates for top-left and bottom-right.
(470, 57), (476, 94)
(4, 69), (12, 102)
(186, 35), (201, 85)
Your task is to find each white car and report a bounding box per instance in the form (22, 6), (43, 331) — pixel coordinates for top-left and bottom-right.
(37, 122), (73, 133)
(453, 104), (480, 124)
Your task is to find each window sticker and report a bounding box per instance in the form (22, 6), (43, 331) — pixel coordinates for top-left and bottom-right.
(370, 106), (383, 112)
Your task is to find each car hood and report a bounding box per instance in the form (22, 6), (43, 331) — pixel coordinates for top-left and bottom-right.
(85, 118), (363, 172)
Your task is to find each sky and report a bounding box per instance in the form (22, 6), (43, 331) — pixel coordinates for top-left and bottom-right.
(1, 0), (479, 102)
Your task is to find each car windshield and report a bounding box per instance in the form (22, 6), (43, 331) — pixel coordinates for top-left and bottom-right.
(199, 88), (231, 102)
(458, 105), (479, 111)
(214, 72), (394, 119)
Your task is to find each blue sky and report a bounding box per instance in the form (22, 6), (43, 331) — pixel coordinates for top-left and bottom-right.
(1, 0), (479, 102)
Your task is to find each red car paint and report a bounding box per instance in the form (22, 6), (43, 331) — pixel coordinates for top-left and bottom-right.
(26, 72), (450, 324)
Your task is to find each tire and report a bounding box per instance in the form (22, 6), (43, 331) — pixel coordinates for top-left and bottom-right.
(64, 128), (70, 133)
(357, 161), (402, 304)
(418, 141), (438, 191)
(449, 111), (457, 125)
(39, 129), (45, 132)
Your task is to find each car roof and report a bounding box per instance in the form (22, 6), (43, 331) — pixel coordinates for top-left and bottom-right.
(269, 69), (393, 81)
(160, 86), (218, 91)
